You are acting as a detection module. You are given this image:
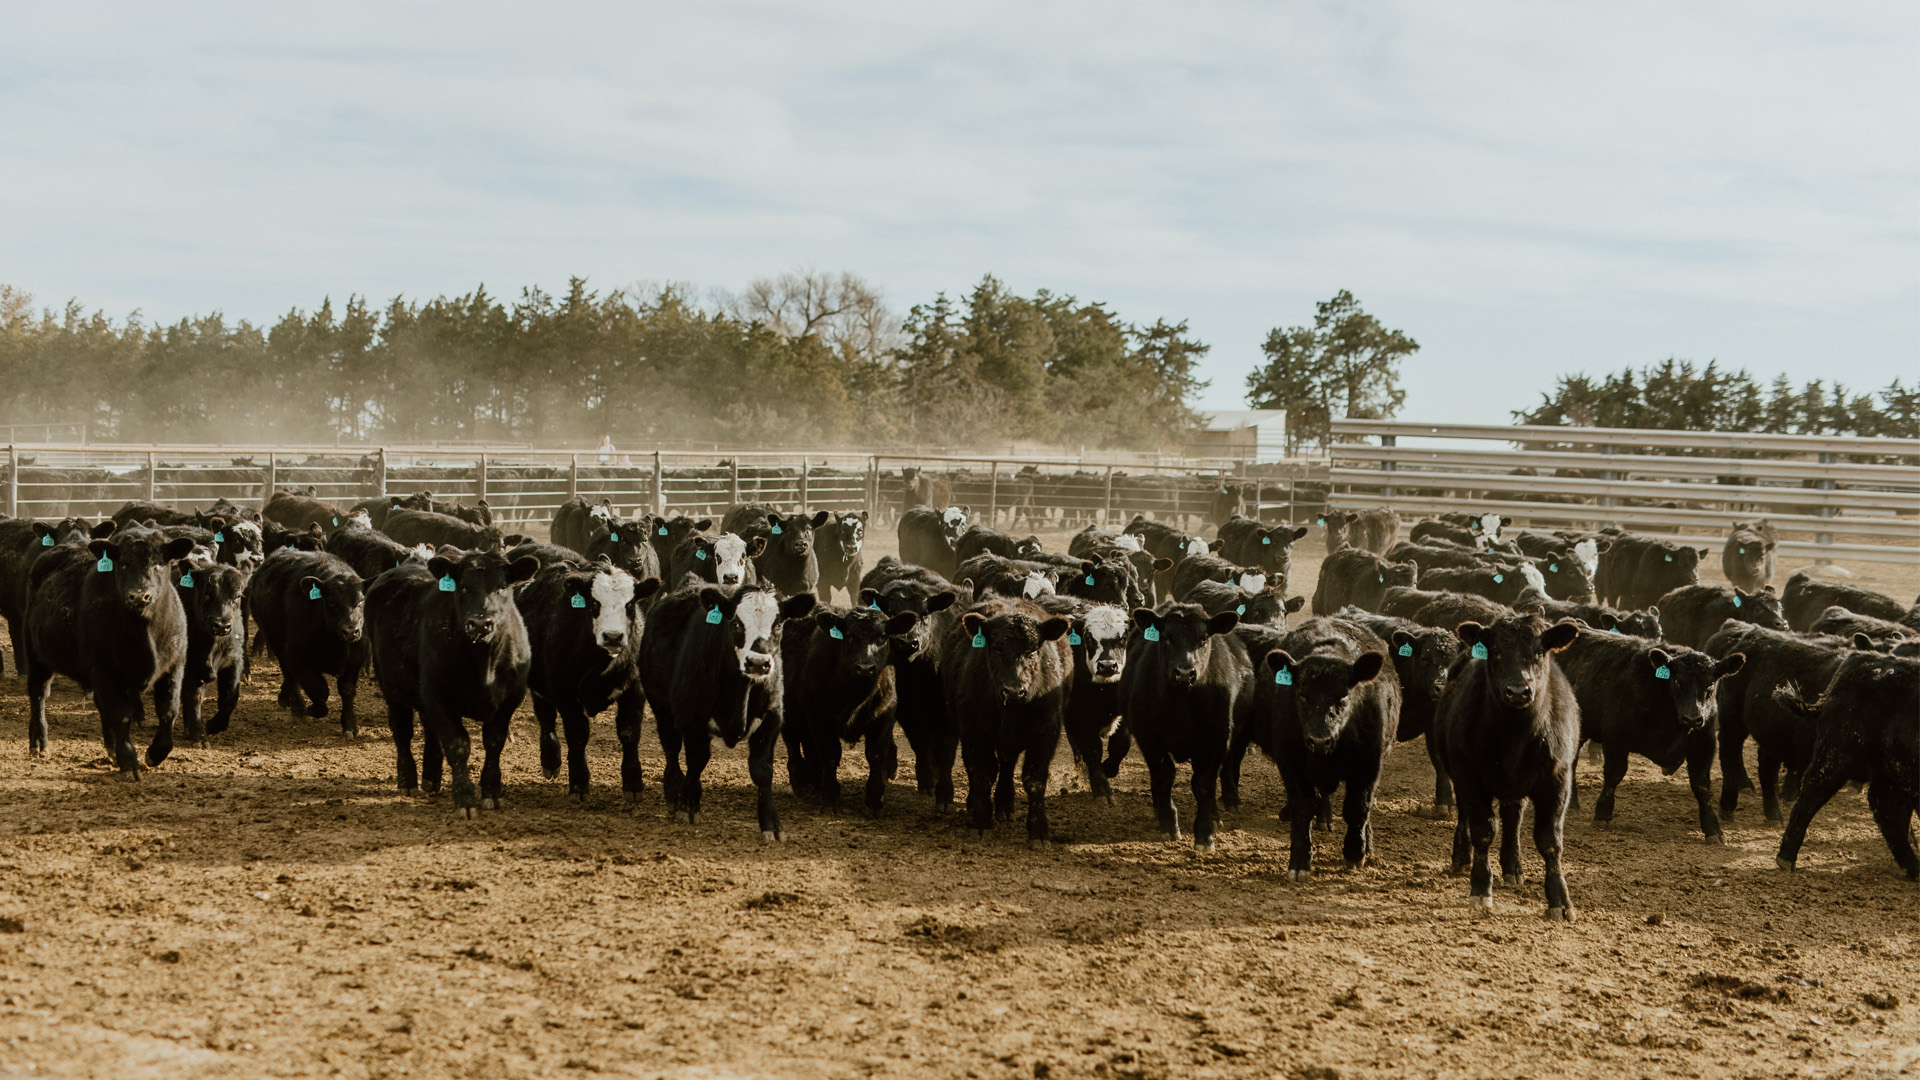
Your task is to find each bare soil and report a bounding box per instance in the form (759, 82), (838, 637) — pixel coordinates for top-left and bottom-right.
(0, 528), (1914, 1080)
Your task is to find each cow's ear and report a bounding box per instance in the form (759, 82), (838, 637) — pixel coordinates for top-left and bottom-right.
(1591, 611), (1618, 631)
(1038, 617), (1071, 642)
(693, 518), (713, 531)
(1130, 608), (1157, 632)
(1208, 539), (1225, 552)
(633, 577), (663, 601)
(161, 537), (197, 562)
(1263, 649), (1296, 675)
(1501, 516), (1513, 527)
(697, 586), (727, 611)
(926, 590), (958, 613)
(1390, 629), (1415, 653)
(1540, 621), (1581, 652)
(809, 510), (831, 529)
(1762, 584), (1776, 594)
(745, 536), (768, 557)
(858, 587), (881, 608)
(1289, 526), (1309, 542)
(88, 539), (117, 558)
(815, 611), (844, 638)
(1351, 651), (1386, 683)
(885, 611), (920, 637)
(765, 512), (784, 530)
(1850, 633), (1875, 651)
(1152, 557), (1174, 572)
(1206, 610), (1240, 636)
(1696, 548), (1709, 559)
(1714, 653), (1746, 680)
(1592, 539), (1612, 554)
(961, 611), (987, 636)
(1285, 595), (1306, 613)
(1079, 560), (1098, 576)
(856, 511), (868, 522)
(507, 556), (540, 584)
(1454, 621), (1485, 647)
(1647, 648), (1673, 673)
(428, 556), (457, 582)
(779, 593), (817, 621)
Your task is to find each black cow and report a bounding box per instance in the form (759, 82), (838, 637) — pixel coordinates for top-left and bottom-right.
(586, 519), (664, 583)
(860, 554), (948, 592)
(1122, 515), (1205, 602)
(1598, 536), (1706, 610)
(1337, 608), (1465, 817)
(328, 524), (432, 584)
(1321, 508), (1398, 553)
(646, 515), (712, 575)
(506, 539), (590, 571)
(953, 524), (1044, 564)
(1120, 602), (1251, 850)
(1311, 548), (1419, 615)
(1527, 598), (1663, 638)
(381, 509), (504, 551)
(1706, 622), (1849, 822)
(1208, 483), (1246, 528)
(898, 505), (971, 580)
(172, 560), (246, 744)
(551, 496), (615, 555)
(860, 577), (963, 804)
(781, 604), (920, 814)
(1186, 580), (1304, 627)
(263, 489), (354, 535)
(1558, 629), (1745, 842)
(1772, 651), (1918, 880)
(1411, 564), (1546, 609)
(24, 525), (196, 773)
(814, 511), (869, 605)
(1781, 571), (1906, 632)
(668, 530), (762, 587)
(1433, 616), (1582, 919)
(350, 491), (432, 532)
(721, 504), (832, 597)
(1170, 550), (1270, 602)
(1722, 520), (1777, 593)
(1808, 606), (1914, 644)
(638, 583), (815, 838)
(366, 549), (539, 814)
(1250, 618), (1401, 878)
(1215, 516), (1308, 589)
(517, 560), (660, 801)
(0, 517), (98, 678)
(1654, 583), (1788, 650)
(109, 500), (197, 528)
(248, 549), (369, 735)
(943, 597), (1074, 847)
(1041, 598), (1132, 803)
(955, 552), (1059, 601)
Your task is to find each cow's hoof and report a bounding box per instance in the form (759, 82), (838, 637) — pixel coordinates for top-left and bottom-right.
(398, 785), (417, 797)
(1161, 829), (1182, 843)
(760, 830), (783, 843)
(306, 704), (329, 719)
(570, 790), (587, 804)
(625, 790), (641, 804)
(1287, 869), (1309, 882)
(1545, 906), (1574, 922)
(457, 806), (477, 819)
(1765, 811), (1782, 824)
(1313, 820), (1332, 833)
(1028, 838), (1050, 851)
(1346, 859), (1367, 872)
(543, 767), (560, 780)
(673, 810), (692, 825)
(1468, 895), (1493, 914)
(1704, 832), (1724, 846)
(1448, 863), (1468, 877)
(1775, 856), (1795, 871)
(1193, 838), (1215, 853)
(1101, 793), (1114, 807)
(1503, 872), (1523, 887)
(1414, 804), (1452, 820)
(480, 797), (498, 811)
(970, 828), (988, 839)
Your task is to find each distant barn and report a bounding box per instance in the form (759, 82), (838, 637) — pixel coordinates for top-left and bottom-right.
(1188, 409), (1288, 464)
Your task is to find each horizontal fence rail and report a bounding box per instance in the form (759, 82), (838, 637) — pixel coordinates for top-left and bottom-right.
(1326, 421), (1920, 565)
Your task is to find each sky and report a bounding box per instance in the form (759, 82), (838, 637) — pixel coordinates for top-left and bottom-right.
(1, 2), (1914, 422)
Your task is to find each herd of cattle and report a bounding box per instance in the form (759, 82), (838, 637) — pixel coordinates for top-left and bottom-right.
(3, 488), (1916, 919)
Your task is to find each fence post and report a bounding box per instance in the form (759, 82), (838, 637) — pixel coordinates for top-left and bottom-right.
(1598, 443), (1618, 529)
(1815, 452), (1836, 565)
(798, 458), (810, 511)
(375, 447), (388, 500)
(146, 450), (157, 503)
(1103, 465), (1115, 525)
(6, 444), (14, 518)
(988, 462), (999, 525)
(729, 457), (740, 507)
(568, 454), (579, 500)
(477, 452), (488, 504)
(266, 452), (277, 497)
(867, 456), (880, 518)
(652, 451), (664, 516)
(1380, 434), (1396, 499)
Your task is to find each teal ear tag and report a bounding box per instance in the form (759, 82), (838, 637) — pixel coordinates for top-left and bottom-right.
(1236, 603), (1247, 616)
(1732, 595), (1742, 608)
(1471, 642), (1488, 660)
(95, 555), (113, 572)
(309, 584), (322, 599)
(332, 517), (339, 526)
(1398, 643), (1413, 657)
(571, 594), (586, 609)
(868, 601), (881, 611)
(1738, 546), (1746, 555)
(771, 524), (782, 535)
(609, 531), (619, 542)
(1493, 573), (1504, 584)
(657, 525), (669, 536)
(828, 625), (843, 640)
(1316, 516), (1325, 525)
(1068, 631), (1082, 645)
(695, 548), (708, 561)
(1377, 573), (1384, 583)
(1664, 553), (1673, 562)
(1548, 563), (1558, 573)
(1275, 668), (1292, 686)
(970, 630), (985, 648)
(437, 575), (455, 592)
(214, 531), (225, 542)
(1654, 665), (1671, 680)
(1143, 626), (1160, 642)
(1084, 574), (1095, 586)
(1610, 626), (1622, 634)
(705, 607), (724, 625)
(180, 572), (194, 588)
(40, 535), (52, 546)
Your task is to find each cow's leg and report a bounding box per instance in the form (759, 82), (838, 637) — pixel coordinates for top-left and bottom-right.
(1021, 731), (1056, 849)
(532, 693), (561, 780)
(960, 734), (998, 838)
(1776, 749), (1850, 870)
(614, 688), (645, 802)
(1426, 735), (1455, 818)
(478, 703), (513, 810)
(1190, 751), (1223, 851)
(1342, 775), (1380, 869)
(179, 676), (207, 746)
(1718, 712), (1751, 814)
(96, 688), (140, 778)
(145, 669), (179, 769)
(1219, 740), (1245, 812)
(1535, 781), (1576, 921)
(207, 663), (240, 736)
(862, 712), (897, 816)
(780, 719), (812, 797)
(559, 700), (592, 801)
(1063, 711), (1112, 804)
(1686, 738), (1722, 843)
(421, 719), (444, 794)
(1866, 779), (1919, 881)
(817, 720), (846, 812)
(427, 707), (478, 816)
(336, 653), (365, 737)
(387, 701), (420, 794)
(931, 721), (960, 812)
(1100, 720), (1130, 779)
(749, 723), (783, 841)
(1498, 798), (1524, 885)
(1144, 749), (1180, 842)
(1284, 769), (1314, 880)
(1592, 745), (1630, 823)
(1465, 792), (1496, 911)
(276, 663), (301, 712)
(24, 653), (53, 757)
(992, 744), (1019, 822)
(656, 710), (685, 810)
(678, 733), (711, 825)
(295, 662), (330, 719)
(1758, 744), (1785, 823)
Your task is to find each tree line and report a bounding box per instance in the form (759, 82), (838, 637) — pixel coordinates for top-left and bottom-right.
(1511, 359), (1919, 441)
(0, 274), (1207, 450)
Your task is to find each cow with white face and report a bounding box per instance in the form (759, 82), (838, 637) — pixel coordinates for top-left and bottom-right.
(669, 531), (764, 589)
(814, 510), (870, 605)
(1049, 599), (1135, 803)
(637, 581), (817, 840)
(517, 558), (663, 801)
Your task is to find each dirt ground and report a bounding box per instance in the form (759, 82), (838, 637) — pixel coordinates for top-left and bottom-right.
(0, 523), (1915, 1080)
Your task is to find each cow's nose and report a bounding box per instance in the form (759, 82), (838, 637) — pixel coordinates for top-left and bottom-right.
(1306, 734), (1338, 754)
(601, 630), (625, 650)
(743, 653), (773, 676)
(853, 662), (878, 679)
(1096, 661), (1120, 677)
(128, 591), (153, 609)
(1502, 686), (1533, 708)
(1171, 667), (1197, 686)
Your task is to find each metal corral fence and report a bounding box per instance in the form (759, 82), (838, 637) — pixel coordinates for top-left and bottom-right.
(0, 445), (1333, 535)
(1324, 421), (1920, 565)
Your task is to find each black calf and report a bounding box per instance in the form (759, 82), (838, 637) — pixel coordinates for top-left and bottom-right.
(942, 598), (1074, 847)
(1773, 651), (1918, 880)
(248, 549), (369, 735)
